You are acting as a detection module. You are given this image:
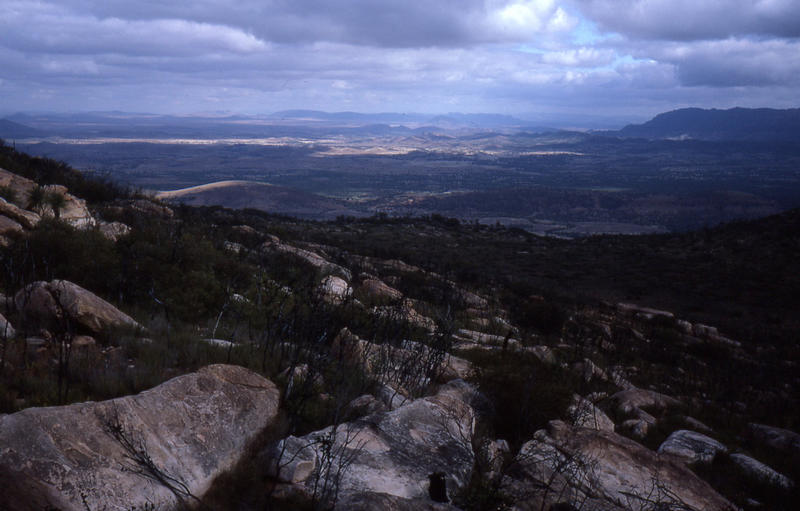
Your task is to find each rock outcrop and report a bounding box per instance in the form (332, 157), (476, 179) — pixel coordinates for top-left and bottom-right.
(345, 394), (389, 419)
(746, 423), (800, 458)
(0, 197), (40, 229)
(372, 299), (437, 332)
(617, 302), (675, 320)
(527, 344), (557, 365)
(358, 277), (403, 302)
(609, 388), (682, 415)
(333, 329), (473, 396)
(15, 280), (140, 334)
(40, 184), (95, 228)
(503, 420), (733, 511)
(729, 453), (794, 489)
(0, 168), (107, 235)
(572, 357), (608, 384)
(13, 281), (59, 329)
(319, 275), (352, 303)
(0, 364), (281, 510)
(97, 220), (131, 241)
(268, 380), (478, 508)
(261, 239), (352, 280)
(334, 491), (461, 510)
(454, 329), (519, 349)
(657, 429), (728, 464)
(0, 168), (37, 207)
(0, 312), (15, 339)
(455, 287), (489, 309)
(608, 387), (682, 438)
(375, 258), (425, 275)
(104, 198), (174, 219)
(567, 394), (615, 432)
(0, 214), (23, 236)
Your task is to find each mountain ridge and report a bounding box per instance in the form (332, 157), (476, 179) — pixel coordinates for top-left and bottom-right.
(615, 107), (800, 141)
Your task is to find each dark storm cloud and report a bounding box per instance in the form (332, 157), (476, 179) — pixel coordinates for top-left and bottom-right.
(676, 40), (800, 87)
(0, 2), (266, 56)
(576, 0), (800, 40)
(26, 0), (568, 48)
(572, 1), (800, 89)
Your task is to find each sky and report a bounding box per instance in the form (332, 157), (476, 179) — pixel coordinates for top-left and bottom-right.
(1, 0), (798, 125)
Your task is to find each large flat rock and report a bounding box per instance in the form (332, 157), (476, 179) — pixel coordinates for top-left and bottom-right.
(0, 364), (280, 510)
(268, 380), (478, 508)
(15, 279), (140, 334)
(260, 240), (352, 281)
(49, 279), (140, 333)
(503, 420), (732, 511)
(609, 387), (682, 415)
(40, 184), (95, 228)
(729, 453), (794, 489)
(0, 197), (40, 229)
(334, 491), (461, 510)
(0, 168), (37, 208)
(657, 429), (727, 464)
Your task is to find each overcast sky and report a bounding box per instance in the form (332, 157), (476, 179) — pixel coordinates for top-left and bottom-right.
(1, 0), (798, 125)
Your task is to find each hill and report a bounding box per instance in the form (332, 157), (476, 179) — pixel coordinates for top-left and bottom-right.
(0, 119), (45, 139)
(0, 142), (798, 510)
(156, 180), (366, 220)
(616, 107), (800, 141)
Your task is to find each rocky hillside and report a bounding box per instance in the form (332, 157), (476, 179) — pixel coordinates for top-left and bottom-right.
(0, 141), (797, 510)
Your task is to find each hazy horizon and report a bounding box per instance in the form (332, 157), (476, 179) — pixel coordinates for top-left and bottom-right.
(2, 107), (640, 130)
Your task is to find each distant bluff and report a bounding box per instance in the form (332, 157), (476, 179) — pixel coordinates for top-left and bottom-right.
(616, 107), (800, 141)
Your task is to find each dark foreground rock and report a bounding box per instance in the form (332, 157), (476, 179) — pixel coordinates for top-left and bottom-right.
(0, 364), (280, 511)
(746, 423), (800, 458)
(335, 491), (461, 510)
(267, 380), (478, 508)
(502, 420), (733, 511)
(657, 429), (728, 464)
(729, 453), (795, 489)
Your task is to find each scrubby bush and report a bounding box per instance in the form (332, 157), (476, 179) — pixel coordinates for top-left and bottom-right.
(465, 349), (578, 450)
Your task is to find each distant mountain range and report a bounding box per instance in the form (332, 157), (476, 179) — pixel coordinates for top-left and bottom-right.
(615, 107), (800, 141)
(0, 111), (540, 138)
(269, 110), (528, 128)
(3, 107), (799, 141)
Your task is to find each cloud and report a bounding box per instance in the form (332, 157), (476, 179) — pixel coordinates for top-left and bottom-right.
(489, 1), (577, 38)
(645, 38), (800, 87)
(575, 0), (800, 40)
(541, 47), (615, 66)
(570, 1), (800, 89)
(0, 0), (797, 120)
(0, 2), (267, 57)
(13, 0), (574, 48)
